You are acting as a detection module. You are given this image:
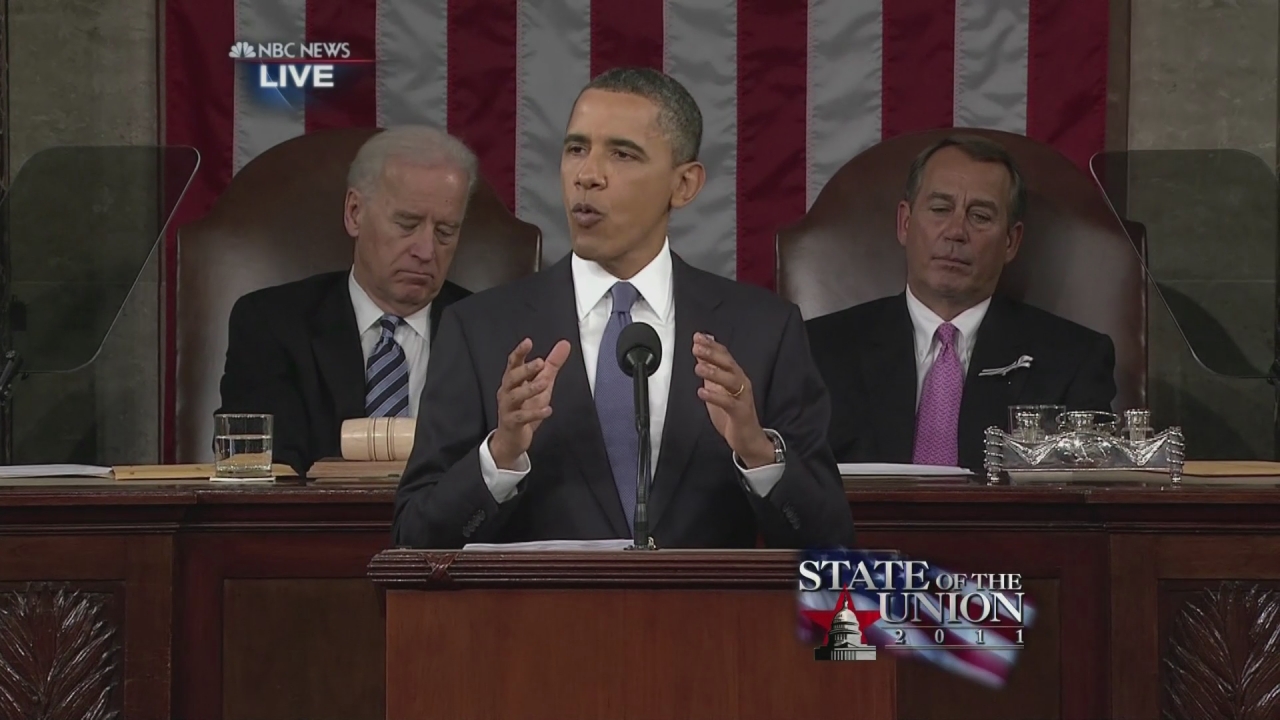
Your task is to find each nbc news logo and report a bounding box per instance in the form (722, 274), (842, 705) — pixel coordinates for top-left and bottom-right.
(227, 40), (352, 90)
(227, 41), (353, 60)
(229, 41), (257, 59)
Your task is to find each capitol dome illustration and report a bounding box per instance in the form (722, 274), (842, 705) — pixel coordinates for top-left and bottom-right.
(814, 594), (876, 661)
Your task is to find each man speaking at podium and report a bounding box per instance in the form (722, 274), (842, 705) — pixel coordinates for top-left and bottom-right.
(392, 68), (854, 550)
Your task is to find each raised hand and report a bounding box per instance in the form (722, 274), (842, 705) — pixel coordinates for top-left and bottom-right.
(488, 338), (572, 469)
(693, 332), (776, 468)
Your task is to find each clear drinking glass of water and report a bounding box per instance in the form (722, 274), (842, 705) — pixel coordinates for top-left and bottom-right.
(213, 413), (274, 480)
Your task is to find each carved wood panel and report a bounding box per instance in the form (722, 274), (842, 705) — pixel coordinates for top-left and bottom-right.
(1163, 582), (1280, 720)
(0, 583), (122, 720)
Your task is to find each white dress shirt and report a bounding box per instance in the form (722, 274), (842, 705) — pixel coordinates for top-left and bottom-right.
(349, 271), (431, 417)
(904, 286), (990, 407)
(477, 239), (786, 504)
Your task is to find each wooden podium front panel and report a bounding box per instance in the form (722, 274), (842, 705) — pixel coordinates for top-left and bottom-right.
(385, 588), (894, 720)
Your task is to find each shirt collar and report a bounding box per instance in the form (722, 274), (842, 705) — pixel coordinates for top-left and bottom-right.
(570, 238), (674, 322)
(904, 285), (990, 361)
(348, 270), (430, 339)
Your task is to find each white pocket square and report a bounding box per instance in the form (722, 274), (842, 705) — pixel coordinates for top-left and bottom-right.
(978, 355), (1033, 377)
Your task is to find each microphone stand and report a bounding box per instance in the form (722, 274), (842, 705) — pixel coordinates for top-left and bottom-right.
(627, 364), (657, 551)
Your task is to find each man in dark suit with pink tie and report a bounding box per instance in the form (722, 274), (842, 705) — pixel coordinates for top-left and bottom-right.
(807, 135), (1117, 471)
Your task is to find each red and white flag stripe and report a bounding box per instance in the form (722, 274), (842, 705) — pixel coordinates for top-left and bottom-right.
(166, 0), (1109, 284)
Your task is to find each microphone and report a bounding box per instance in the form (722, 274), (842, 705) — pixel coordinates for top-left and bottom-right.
(616, 322), (661, 551)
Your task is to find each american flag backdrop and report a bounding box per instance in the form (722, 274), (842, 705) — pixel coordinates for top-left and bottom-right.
(160, 0), (1109, 453)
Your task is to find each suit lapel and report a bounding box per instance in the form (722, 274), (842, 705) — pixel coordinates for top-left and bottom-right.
(428, 281), (467, 344)
(428, 289), (447, 344)
(310, 277), (366, 422)
(862, 295), (919, 462)
(534, 258), (632, 537)
(647, 256), (726, 533)
(959, 297), (1031, 461)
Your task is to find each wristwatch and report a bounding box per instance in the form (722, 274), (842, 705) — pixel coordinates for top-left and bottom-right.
(764, 429), (787, 464)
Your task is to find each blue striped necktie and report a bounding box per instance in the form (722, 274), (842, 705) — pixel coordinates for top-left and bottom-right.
(594, 282), (640, 526)
(365, 314), (410, 418)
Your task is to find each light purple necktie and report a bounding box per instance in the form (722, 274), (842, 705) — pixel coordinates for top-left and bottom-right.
(913, 322), (963, 466)
(595, 282), (640, 527)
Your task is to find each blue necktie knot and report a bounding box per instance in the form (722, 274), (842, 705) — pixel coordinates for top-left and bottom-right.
(378, 314), (402, 337)
(373, 315), (402, 353)
(610, 282), (639, 317)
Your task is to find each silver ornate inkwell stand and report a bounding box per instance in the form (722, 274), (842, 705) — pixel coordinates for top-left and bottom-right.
(984, 406), (1185, 485)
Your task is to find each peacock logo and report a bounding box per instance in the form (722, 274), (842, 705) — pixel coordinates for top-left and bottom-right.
(228, 42), (257, 59)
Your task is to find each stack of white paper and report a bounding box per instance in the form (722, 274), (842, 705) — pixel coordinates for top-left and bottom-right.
(462, 539), (634, 552)
(0, 464), (114, 479)
(838, 463), (972, 477)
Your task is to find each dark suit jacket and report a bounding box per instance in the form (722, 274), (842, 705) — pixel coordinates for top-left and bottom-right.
(217, 270), (470, 476)
(806, 293), (1117, 471)
(391, 253), (855, 549)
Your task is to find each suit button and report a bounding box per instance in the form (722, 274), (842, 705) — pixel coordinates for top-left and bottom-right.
(783, 505), (800, 529)
(461, 510), (485, 539)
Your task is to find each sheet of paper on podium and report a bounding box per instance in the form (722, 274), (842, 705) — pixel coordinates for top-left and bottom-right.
(463, 539), (633, 551)
(839, 463), (973, 477)
(0, 464), (114, 479)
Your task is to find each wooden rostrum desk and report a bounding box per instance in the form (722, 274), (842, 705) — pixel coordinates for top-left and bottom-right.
(1, 472), (1279, 720)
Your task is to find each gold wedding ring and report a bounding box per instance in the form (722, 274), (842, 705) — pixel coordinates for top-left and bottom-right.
(731, 382), (745, 398)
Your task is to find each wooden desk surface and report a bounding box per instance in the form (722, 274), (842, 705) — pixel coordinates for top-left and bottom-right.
(3, 473), (1279, 529)
(1, 471), (1278, 500)
(0, 475), (396, 498)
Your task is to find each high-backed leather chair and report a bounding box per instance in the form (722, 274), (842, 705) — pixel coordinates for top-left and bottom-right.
(777, 128), (1146, 411)
(174, 127), (542, 462)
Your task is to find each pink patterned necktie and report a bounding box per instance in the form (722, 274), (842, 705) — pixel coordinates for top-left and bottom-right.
(912, 322), (963, 465)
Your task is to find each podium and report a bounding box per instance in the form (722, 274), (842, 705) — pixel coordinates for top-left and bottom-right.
(369, 548), (896, 720)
